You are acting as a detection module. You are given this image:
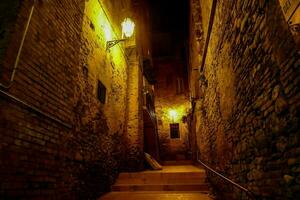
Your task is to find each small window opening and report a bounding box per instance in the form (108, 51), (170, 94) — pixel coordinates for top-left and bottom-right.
(97, 81), (106, 104)
(170, 123), (180, 139)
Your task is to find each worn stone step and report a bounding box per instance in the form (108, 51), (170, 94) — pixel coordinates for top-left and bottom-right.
(111, 165), (209, 193)
(115, 176), (207, 185)
(162, 160), (194, 165)
(99, 191), (212, 200)
(118, 172), (206, 180)
(111, 183), (209, 191)
(118, 165), (206, 181)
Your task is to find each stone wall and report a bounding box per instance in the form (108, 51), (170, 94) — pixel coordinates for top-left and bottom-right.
(124, 44), (144, 171)
(0, 0), (143, 198)
(190, 0), (300, 199)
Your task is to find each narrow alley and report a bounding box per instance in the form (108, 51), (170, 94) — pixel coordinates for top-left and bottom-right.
(0, 0), (299, 199)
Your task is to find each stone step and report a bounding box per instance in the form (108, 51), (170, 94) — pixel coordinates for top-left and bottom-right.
(115, 176), (207, 185)
(111, 165), (209, 193)
(162, 160), (194, 165)
(118, 171), (206, 180)
(111, 183), (210, 192)
(99, 191), (212, 200)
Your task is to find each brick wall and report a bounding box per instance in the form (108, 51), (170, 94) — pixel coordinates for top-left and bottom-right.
(190, 0), (300, 199)
(0, 0), (142, 198)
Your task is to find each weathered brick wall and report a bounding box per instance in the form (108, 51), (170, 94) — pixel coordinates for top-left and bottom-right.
(154, 59), (190, 161)
(190, 0), (300, 199)
(0, 0), (139, 198)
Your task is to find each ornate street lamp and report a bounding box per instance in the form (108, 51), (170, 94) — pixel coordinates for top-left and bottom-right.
(106, 18), (135, 50)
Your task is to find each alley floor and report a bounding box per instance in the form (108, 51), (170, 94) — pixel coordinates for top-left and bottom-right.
(99, 165), (212, 200)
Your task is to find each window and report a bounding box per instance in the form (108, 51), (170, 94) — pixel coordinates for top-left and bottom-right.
(170, 123), (180, 139)
(97, 80), (106, 104)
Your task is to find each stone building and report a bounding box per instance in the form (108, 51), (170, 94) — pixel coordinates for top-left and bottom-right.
(189, 0), (300, 199)
(0, 0), (157, 198)
(0, 0), (299, 199)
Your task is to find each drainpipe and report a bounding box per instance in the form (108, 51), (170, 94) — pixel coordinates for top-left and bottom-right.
(0, 0), (36, 89)
(199, 0), (218, 72)
(0, 89), (72, 129)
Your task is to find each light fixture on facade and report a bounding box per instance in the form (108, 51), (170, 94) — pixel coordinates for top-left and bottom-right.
(169, 110), (178, 122)
(106, 18), (135, 50)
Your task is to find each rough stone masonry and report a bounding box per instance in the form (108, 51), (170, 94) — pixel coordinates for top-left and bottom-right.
(189, 0), (300, 199)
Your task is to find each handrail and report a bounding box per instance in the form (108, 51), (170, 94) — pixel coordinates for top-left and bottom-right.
(0, 89), (72, 129)
(196, 151), (258, 199)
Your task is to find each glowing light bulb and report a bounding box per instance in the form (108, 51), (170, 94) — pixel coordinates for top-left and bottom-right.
(121, 18), (135, 38)
(169, 110), (178, 121)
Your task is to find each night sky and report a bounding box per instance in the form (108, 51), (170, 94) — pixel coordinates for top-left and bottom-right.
(148, 0), (189, 58)
(149, 0), (189, 34)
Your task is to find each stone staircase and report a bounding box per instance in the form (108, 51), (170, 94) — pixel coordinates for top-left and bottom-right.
(99, 165), (212, 200)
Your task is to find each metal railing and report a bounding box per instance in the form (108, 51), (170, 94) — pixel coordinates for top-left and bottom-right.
(196, 151), (258, 199)
(0, 90), (72, 129)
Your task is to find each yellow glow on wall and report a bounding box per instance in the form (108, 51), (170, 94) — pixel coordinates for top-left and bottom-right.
(85, 0), (128, 64)
(121, 18), (135, 38)
(110, 45), (124, 65)
(103, 24), (113, 41)
(82, 0), (129, 133)
(95, 8), (113, 42)
(91, 0), (124, 44)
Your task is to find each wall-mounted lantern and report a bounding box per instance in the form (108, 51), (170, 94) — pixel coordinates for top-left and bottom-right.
(106, 18), (135, 50)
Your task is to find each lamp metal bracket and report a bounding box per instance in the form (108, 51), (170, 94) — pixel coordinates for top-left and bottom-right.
(106, 39), (127, 51)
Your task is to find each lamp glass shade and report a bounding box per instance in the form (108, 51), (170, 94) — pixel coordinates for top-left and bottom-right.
(122, 18), (135, 38)
(169, 110), (178, 120)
